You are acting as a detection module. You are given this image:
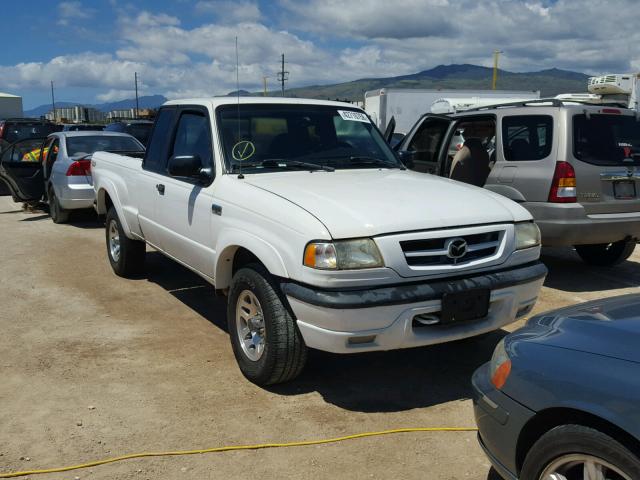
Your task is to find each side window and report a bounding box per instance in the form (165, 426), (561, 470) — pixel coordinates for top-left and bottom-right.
(143, 108), (175, 173)
(406, 118), (450, 172)
(170, 111), (213, 169)
(447, 118), (496, 187)
(502, 115), (553, 161)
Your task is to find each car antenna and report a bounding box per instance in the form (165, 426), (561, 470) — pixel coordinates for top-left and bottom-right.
(235, 36), (244, 179)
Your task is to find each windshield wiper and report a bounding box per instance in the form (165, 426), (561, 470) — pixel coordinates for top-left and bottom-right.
(347, 156), (405, 170)
(260, 159), (335, 172)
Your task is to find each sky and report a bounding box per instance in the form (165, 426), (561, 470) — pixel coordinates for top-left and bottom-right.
(1, 0), (639, 109)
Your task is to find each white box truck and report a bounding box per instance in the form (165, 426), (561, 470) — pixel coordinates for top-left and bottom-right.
(365, 88), (540, 134)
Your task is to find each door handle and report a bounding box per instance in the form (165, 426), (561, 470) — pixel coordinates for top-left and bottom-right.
(156, 183), (165, 195)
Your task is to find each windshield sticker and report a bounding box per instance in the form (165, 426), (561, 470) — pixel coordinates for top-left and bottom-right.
(231, 140), (256, 161)
(338, 110), (370, 123)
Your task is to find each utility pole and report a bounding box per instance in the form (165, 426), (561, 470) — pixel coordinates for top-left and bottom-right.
(134, 72), (139, 119)
(263, 76), (268, 97)
(276, 53), (289, 97)
(492, 50), (503, 90)
(50, 81), (57, 122)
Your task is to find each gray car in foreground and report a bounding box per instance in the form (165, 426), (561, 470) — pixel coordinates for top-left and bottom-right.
(473, 294), (640, 480)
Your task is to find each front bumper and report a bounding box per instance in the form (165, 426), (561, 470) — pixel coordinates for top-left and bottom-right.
(472, 363), (536, 480)
(281, 262), (547, 354)
(524, 202), (640, 246)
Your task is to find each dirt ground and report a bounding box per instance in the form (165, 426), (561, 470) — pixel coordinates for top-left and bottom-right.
(1, 195), (639, 480)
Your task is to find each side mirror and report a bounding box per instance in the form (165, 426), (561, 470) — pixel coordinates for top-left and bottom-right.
(397, 150), (415, 169)
(390, 133), (405, 150)
(167, 154), (211, 183)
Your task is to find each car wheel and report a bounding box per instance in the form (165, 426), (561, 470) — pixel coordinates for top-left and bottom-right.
(48, 186), (70, 224)
(520, 424), (640, 480)
(227, 264), (307, 386)
(105, 206), (145, 277)
(575, 239), (636, 266)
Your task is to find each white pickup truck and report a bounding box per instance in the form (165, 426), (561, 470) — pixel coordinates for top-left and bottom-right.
(92, 97), (547, 385)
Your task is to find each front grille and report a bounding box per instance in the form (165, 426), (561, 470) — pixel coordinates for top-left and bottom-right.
(400, 231), (501, 267)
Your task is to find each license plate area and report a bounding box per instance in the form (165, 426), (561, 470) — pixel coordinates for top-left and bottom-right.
(441, 289), (490, 324)
(613, 180), (636, 200)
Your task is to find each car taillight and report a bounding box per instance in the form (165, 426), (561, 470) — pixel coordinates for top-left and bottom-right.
(548, 161), (576, 203)
(66, 159), (91, 176)
(0, 123), (4, 138)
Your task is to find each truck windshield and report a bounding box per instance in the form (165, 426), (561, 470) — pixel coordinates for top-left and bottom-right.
(66, 135), (144, 157)
(216, 104), (402, 173)
(573, 113), (640, 166)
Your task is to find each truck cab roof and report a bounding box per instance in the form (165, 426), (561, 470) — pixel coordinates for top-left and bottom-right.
(163, 97), (359, 109)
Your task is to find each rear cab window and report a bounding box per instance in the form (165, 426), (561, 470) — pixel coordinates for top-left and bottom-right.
(502, 115), (553, 161)
(573, 112), (640, 166)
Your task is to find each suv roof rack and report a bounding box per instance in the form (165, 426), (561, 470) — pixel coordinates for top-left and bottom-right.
(462, 98), (629, 113)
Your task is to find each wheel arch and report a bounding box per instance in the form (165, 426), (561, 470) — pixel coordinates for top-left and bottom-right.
(215, 233), (289, 290)
(516, 407), (640, 474)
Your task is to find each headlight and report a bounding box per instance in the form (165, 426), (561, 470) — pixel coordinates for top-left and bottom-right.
(489, 338), (511, 389)
(515, 222), (541, 250)
(304, 239), (384, 270)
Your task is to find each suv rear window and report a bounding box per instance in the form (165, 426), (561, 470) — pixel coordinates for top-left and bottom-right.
(573, 113), (640, 166)
(502, 115), (553, 161)
(2, 122), (59, 144)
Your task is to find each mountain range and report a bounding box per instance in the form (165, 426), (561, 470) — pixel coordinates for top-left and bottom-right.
(24, 64), (592, 116)
(279, 64), (590, 100)
(24, 95), (168, 117)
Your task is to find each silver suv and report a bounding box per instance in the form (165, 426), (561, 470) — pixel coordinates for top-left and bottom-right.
(393, 99), (640, 266)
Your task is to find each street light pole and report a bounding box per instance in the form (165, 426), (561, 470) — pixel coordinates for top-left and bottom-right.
(50, 81), (56, 122)
(134, 72), (139, 119)
(492, 50), (503, 90)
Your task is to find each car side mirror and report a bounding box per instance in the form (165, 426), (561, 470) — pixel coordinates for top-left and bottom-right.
(167, 154), (211, 183)
(397, 150), (415, 169)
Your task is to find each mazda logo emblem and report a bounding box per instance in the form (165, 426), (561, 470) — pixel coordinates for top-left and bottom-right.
(446, 238), (468, 259)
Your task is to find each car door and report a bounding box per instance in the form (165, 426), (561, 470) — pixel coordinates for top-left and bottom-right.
(154, 107), (217, 278)
(0, 138), (46, 201)
(396, 114), (454, 174)
(137, 107), (177, 249)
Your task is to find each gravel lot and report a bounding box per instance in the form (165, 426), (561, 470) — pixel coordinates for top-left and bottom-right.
(1, 195), (639, 480)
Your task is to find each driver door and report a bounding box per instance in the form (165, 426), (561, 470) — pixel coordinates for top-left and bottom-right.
(0, 138), (46, 201)
(396, 115), (454, 174)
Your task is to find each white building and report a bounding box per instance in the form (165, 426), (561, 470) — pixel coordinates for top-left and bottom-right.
(106, 109), (136, 121)
(45, 105), (105, 123)
(0, 92), (24, 119)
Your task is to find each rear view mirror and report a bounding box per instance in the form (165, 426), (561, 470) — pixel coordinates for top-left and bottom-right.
(397, 150), (415, 169)
(167, 154), (211, 183)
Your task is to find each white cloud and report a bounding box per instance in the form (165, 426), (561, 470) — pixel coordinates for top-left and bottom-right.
(195, 1), (262, 22)
(4, 1), (640, 106)
(57, 1), (94, 26)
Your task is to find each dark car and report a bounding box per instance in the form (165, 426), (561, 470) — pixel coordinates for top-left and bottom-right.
(61, 124), (104, 132)
(0, 118), (61, 195)
(0, 118), (60, 152)
(473, 294), (640, 480)
(104, 120), (153, 146)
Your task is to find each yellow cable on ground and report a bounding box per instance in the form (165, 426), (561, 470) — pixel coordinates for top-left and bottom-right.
(0, 427), (477, 478)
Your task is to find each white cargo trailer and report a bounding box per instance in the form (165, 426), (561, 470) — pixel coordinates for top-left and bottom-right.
(0, 93), (24, 119)
(364, 88), (540, 134)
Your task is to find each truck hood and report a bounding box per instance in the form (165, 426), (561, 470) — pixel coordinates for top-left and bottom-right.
(243, 169), (530, 238)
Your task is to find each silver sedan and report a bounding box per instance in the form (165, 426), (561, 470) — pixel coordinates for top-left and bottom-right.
(43, 131), (144, 223)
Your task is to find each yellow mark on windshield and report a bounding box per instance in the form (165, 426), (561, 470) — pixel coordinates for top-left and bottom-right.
(232, 140), (256, 161)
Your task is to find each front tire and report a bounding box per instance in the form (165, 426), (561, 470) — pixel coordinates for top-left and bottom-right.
(105, 207), (145, 277)
(48, 186), (70, 224)
(575, 239), (636, 266)
(227, 265), (307, 386)
(521, 424), (640, 480)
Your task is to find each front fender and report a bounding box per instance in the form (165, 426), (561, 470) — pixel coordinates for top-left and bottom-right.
(214, 228), (289, 289)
